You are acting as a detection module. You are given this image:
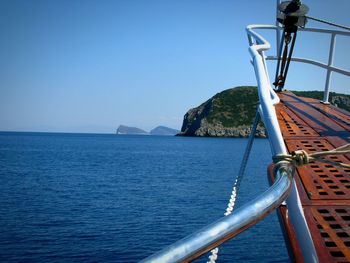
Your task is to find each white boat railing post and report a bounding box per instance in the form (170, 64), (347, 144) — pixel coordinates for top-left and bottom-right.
(246, 24), (319, 263)
(276, 0), (282, 55)
(322, 32), (336, 104)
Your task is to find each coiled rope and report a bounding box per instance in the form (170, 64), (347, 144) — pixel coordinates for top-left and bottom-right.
(273, 144), (350, 168)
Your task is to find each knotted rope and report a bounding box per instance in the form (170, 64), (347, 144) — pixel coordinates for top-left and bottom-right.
(273, 144), (350, 168)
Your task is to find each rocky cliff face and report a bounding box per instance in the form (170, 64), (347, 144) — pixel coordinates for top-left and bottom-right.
(184, 119), (266, 137)
(178, 86), (266, 138)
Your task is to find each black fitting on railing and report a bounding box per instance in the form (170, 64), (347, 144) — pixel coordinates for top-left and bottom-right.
(274, 1), (309, 92)
(277, 0), (308, 32)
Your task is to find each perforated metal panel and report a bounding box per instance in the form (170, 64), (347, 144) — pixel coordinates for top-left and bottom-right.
(285, 139), (350, 200)
(305, 207), (350, 262)
(274, 92), (350, 262)
(276, 104), (318, 137)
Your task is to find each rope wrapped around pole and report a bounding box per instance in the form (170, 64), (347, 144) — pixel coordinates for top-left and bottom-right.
(273, 144), (350, 168)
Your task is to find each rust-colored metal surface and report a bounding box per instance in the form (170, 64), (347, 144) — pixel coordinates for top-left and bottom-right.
(304, 206), (350, 262)
(276, 103), (319, 137)
(286, 138), (350, 201)
(273, 91), (350, 262)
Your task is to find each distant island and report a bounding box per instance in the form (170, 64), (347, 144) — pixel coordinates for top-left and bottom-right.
(149, 126), (180, 136)
(178, 86), (350, 138)
(116, 125), (179, 136)
(116, 125), (148, 135)
(116, 87), (350, 138)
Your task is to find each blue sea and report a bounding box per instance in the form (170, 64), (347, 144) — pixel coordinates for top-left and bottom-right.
(0, 132), (289, 262)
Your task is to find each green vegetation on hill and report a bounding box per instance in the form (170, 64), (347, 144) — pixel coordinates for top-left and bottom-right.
(206, 86), (258, 127)
(179, 86), (265, 137)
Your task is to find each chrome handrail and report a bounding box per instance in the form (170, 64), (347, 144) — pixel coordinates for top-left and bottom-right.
(246, 24), (286, 156)
(247, 23), (319, 263)
(141, 163), (294, 263)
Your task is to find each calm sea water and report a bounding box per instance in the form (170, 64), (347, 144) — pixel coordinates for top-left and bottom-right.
(0, 132), (289, 262)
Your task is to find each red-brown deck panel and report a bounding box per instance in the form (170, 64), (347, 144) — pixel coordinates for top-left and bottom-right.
(272, 91), (350, 262)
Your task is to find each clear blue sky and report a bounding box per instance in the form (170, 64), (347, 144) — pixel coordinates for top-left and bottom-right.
(1, 0), (349, 133)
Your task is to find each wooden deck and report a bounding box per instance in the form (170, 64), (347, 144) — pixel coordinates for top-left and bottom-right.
(270, 91), (350, 262)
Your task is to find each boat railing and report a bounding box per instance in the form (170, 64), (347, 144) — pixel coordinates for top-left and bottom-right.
(141, 26), (297, 263)
(249, 24), (350, 104)
(246, 23), (350, 153)
(246, 24), (287, 157)
(246, 17), (350, 262)
(246, 24), (327, 262)
(290, 26), (350, 103)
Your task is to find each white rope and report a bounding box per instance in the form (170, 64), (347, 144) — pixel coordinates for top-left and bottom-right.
(207, 179), (238, 263)
(207, 111), (261, 263)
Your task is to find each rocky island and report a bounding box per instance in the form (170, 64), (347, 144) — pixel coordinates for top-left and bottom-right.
(178, 86), (266, 137)
(116, 125), (179, 136)
(116, 125), (148, 135)
(178, 86), (350, 138)
(150, 126), (179, 136)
